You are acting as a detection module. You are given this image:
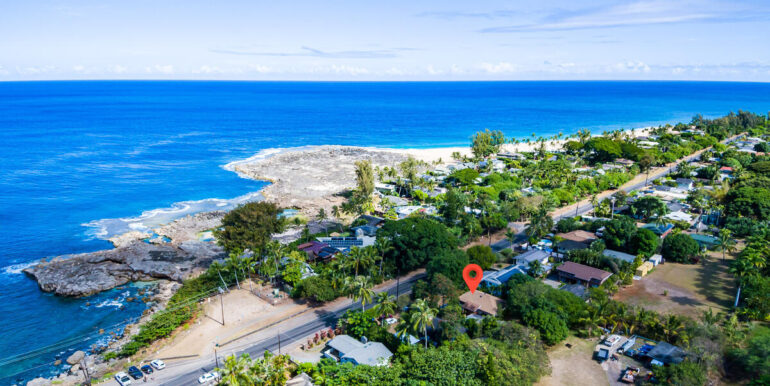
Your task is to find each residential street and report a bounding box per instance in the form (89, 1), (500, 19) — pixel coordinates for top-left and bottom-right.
(490, 132), (743, 252)
(130, 273), (425, 386)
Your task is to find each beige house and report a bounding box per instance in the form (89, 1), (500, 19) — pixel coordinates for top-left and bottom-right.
(459, 291), (503, 316)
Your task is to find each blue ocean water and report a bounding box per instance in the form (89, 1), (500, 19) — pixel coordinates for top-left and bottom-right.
(1, 81), (769, 382)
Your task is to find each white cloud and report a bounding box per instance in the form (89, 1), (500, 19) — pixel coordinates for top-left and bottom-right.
(426, 65), (443, 75)
(112, 65), (128, 74)
(15, 66), (57, 75)
(479, 62), (518, 74)
(145, 65), (174, 74)
(609, 61), (651, 73)
(248, 64), (272, 74)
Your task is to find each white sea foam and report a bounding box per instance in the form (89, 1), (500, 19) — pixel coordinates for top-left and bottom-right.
(82, 190), (263, 240)
(2, 261), (37, 275)
(93, 299), (123, 309)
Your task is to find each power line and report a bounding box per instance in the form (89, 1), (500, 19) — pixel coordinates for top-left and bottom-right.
(0, 280), (233, 369)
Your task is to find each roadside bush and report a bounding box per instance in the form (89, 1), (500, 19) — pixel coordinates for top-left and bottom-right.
(294, 276), (339, 302)
(556, 217), (581, 233)
(466, 245), (496, 270)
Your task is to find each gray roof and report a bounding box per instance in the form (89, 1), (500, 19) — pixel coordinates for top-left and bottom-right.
(557, 240), (590, 252)
(286, 373), (314, 386)
(667, 201), (684, 212)
(648, 342), (686, 364)
(603, 249), (637, 263)
(561, 283), (589, 299)
(516, 249), (550, 264)
(327, 335), (393, 367)
(327, 335), (363, 354)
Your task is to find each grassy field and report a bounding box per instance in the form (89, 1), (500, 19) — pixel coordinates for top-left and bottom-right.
(535, 336), (609, 386)
(615, 244), (739, 318)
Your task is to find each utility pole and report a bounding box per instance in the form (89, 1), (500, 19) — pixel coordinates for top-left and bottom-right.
(214, 348), (219, 369)
(610, 197), (616, 219)
(220, 291), (225, 326)
(277, 328), (282, 355)
(80, 358), (91, 386)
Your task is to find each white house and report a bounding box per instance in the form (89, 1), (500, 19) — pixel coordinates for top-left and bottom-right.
(515, 249), (551, 269)
(323, 335), (393, 367)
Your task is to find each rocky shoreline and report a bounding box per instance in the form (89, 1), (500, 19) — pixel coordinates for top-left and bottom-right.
(23, 240), (224, 297)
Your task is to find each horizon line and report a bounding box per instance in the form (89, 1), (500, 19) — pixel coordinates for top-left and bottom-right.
(1, 79), (769, 84)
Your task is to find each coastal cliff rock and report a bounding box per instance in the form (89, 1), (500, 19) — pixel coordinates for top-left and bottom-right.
(154, 210), (225, 242)
(108, 230), (151, 248)
(23, 240), (224, 297)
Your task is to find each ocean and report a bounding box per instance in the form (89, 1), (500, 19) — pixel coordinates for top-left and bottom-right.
(1, 81), (769, 383)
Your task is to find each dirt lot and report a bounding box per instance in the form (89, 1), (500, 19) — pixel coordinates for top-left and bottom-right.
(535, 336), (609, 386)
(614, 247), (738, 318)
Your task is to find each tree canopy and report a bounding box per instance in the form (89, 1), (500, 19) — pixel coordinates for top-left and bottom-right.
(214, 201), (284, 254)
(471, 129), (506, 159)
(466, 245), (496, 270)
(378, 217), (459, 273)
(662, 233), (700, 263)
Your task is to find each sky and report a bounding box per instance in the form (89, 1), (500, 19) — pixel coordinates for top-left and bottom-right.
(2, 0), (770, 81)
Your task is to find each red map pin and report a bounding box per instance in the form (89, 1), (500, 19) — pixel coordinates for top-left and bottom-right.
(463, 264), (483, 293)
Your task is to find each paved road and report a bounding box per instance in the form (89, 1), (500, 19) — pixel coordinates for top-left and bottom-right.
(491, 132), (744, 251)
(155, 274), (424, 385)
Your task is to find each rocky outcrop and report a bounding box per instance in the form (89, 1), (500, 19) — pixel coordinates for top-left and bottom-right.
(24, 240), (224, 297)
(154, 211), (225, 243)
(231, 146), (412, 215)
(108, 230), (151, 248)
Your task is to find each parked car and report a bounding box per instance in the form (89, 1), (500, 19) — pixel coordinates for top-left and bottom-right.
(115, 372), (132, 386)
(198, 371), (219, 384)
(127, 366), (143, 379)
(140, 364), (153, 374)
(595, 348), (610, 362)
(150, 359), (166, 370)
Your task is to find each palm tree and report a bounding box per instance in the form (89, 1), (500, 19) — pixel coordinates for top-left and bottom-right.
(317, 208), (328, 236)
(346, 276), (375, 312)
(578, 308), (604, 337)
(411, 299), (438, 349)
(331, 205), (341, 232)
(661, 314), (685, 342)
(226, 251), (242, 290)
(373, 292), (397, 321)
(529, 260), (544, 278)
(505, 229), (517, 248)
(525, 204), (553, 243)
(209, 260), (229, 291)
(241, 254), (256, 294)
(716, 229), (736, 262)
(262, 241), (284, 285)
(347, 246), (375, 276)
(374, 237), (393, 276)
(217, 353), (253, 386)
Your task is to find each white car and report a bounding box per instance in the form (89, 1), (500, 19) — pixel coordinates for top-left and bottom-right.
(150, 359), (166, 370)
(198, 371), (219, 384)
(115, 372), (132, 386)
